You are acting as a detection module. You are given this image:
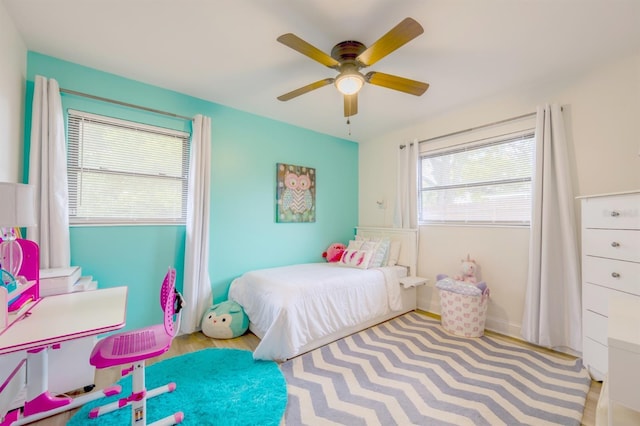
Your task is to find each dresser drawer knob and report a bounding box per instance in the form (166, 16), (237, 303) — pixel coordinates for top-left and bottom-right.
(611, 241), (620, 248)
(610, 211), (620, 217)
(611, 272), (621, 278)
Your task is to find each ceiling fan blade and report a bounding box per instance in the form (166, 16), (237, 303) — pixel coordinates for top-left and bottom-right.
(277, 33), (341, 69)
(365, 71), (429, 96)
(277, 78), (335, 101)
(356, 17), (424, 67)
(344, 94), (358, 117)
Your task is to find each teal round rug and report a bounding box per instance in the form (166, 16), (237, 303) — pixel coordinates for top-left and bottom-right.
(68, 348), (287, 426)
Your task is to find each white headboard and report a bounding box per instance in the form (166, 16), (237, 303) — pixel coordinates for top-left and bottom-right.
(355, 227), (418, 276)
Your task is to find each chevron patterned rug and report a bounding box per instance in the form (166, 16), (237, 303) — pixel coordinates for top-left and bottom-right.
(281, 312), (590, 426)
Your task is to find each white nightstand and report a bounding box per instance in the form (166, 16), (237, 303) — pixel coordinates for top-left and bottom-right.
(399, 276), (428, 288)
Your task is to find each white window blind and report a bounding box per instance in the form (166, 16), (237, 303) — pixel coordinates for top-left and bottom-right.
(419, 131), (535, 225)
(67, 110), (190, 225)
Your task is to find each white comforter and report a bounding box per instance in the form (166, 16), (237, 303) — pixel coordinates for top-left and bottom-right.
(228, 263), (402, 361)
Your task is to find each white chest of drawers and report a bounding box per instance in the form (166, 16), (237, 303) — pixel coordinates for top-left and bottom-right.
(579, 190), (640, 381)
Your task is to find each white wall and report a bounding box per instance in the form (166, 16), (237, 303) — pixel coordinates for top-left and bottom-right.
(359, 52), (640, 339)
(0, 3), (26, 182)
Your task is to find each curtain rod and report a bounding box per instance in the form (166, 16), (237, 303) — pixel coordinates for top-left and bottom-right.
(415, 111), (537, 146)
(59, 88), (193, 121)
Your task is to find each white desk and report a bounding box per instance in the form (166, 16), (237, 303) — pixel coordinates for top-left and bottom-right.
(0, 287), (127, 425)
(607, 293), (640, 426)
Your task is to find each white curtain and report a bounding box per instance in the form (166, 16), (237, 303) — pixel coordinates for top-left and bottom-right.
(393, 140), (418, 228)
(180, 114), (213, 334)
(27, 76), (70, 269)
(521, 104), (581, 353)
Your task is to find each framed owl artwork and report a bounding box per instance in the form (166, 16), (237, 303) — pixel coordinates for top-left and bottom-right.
(276, 163), (316, 223)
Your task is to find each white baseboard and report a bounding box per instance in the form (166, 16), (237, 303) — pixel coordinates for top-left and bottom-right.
(417, 291), (523, 341)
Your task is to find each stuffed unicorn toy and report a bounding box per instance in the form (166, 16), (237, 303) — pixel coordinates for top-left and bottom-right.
(437, 254), (488, 294)
(453, 254), (479, 284)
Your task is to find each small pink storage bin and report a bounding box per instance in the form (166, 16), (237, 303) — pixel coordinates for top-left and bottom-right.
(438, 289), (489, 337)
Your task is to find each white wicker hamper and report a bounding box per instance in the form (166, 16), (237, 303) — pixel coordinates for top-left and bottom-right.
(438, 287), (489, 338)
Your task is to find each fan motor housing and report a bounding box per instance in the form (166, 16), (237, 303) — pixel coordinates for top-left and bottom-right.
(331, 41), (366, 64)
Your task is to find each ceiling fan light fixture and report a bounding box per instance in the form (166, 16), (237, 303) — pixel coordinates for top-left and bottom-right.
(276, 17), (428, 119)
(335, 71), (364, 95)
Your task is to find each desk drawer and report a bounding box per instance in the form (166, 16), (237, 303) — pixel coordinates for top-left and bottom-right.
(583, 256), (640, 294)
(583, 229), (640, 262)
(582, 193), (640, 229)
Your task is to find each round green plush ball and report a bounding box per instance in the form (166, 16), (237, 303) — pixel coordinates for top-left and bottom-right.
(201, 300), (249, 339)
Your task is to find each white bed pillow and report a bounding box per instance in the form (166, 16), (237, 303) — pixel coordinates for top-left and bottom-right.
(359, 240), (378, 252)
(359, 240), (381, 267)
(354, 237), (391, 268)
(385, 240), (401, 266)
(346, 239), (364, 250)
(369, 238), (390, 268)
(338, 249), (373, 269)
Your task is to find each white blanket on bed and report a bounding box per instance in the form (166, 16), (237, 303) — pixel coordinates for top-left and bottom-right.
(228, 263), (402, 361)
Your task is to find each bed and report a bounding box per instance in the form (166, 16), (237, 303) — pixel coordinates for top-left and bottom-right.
(228, 227), (419, 361)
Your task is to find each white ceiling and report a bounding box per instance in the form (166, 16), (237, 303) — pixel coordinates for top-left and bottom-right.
(4, 0), (640, 142)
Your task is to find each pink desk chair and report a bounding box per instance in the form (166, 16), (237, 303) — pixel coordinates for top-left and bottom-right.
(89, 267), (184, 426)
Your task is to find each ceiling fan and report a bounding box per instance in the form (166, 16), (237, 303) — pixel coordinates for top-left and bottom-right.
(276, 17), (429, 118)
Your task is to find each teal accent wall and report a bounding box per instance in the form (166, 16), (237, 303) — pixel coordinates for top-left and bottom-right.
(25, 52), (359, 331)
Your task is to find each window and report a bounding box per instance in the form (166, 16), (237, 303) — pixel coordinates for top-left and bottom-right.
(67, 110), (190, 225)
(419, 131), (535, 225)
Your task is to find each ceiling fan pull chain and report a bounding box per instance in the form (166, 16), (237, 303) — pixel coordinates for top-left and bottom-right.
(346, 117), (351, 135)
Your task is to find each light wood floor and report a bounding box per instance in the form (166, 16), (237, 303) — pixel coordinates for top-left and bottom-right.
(18, 320), (601, 425)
